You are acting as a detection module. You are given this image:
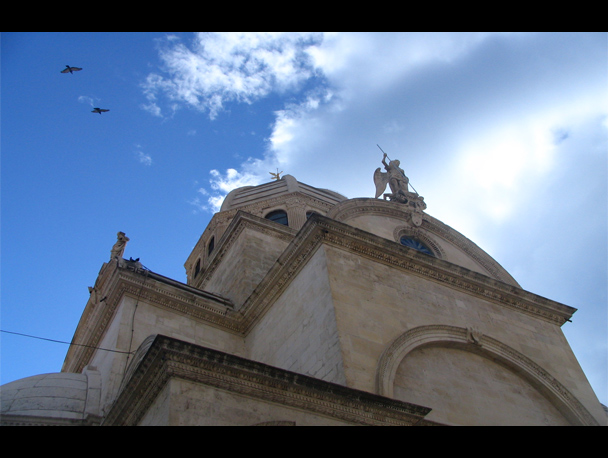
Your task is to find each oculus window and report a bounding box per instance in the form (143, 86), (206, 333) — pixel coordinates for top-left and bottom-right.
(400, 236), (434, 256)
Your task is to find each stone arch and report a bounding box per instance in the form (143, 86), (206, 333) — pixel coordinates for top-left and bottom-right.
(376, 325), (599, 426)
(265, 209), (289, 226)
(119, 334), (158, 394)
(393, 226), (446, 259)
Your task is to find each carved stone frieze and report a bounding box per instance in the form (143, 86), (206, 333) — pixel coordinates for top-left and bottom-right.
(103, 335), (434, 426)
(235, 214), (574, 334)
(62, 262), (238, 374)
(327, 198), (518, 287)
(393, 226), (446, 259)
(420, 217), (517, 286)
(66, 213), (576, 375)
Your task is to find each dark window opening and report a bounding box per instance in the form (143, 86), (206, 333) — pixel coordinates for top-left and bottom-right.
(208, 236), (215, 256)
(400, 236), (434, 256)
(265, 210), (288, 226)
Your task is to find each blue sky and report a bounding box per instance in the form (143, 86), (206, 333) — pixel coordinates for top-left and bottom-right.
(1, 32), (606, 406)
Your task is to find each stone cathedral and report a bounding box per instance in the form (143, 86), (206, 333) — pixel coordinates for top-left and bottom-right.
(2, 155), (606, 426)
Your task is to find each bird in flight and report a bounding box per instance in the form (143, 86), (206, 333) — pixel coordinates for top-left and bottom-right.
(91, 108), (109, 114)
(61, 65), (82, 74)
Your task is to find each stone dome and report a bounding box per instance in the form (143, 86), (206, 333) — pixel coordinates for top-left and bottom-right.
(220, 174), (347, 212)
(0, 369), (101, 426)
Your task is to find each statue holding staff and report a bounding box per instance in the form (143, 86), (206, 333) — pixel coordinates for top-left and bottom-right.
(374, 148), (410, 202)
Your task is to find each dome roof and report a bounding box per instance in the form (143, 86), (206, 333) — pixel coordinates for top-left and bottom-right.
(220, 175), (347, 212)
(1, 370), (101, 425)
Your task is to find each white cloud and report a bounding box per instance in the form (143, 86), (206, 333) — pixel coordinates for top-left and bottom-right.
(136, 149), (153, 166)
(78, 95), (96, 107)
(192, 167), (266, 213)
(155, 32), (606, 241)
(148, 32), (607, 404)
(209, 168), (262, 193)
(143, 32), (326, 120)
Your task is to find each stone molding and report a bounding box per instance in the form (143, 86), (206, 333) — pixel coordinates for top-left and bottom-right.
(375, 325), (600, 426)
(65, 213), (576, 373)
(186, 192), (340, 285)
(103, 335), (436, 426)
(327, 198), (518, 286)
(0, 413), (102, 427)
(242, 214), (573, 326)
(62, 261), (238, 374)
(420, 216), (518, 286)
(232, 214), (574, 334)
(393, 225), (446, 259)
(327, 197), (415, 222)
(196, 211), (298, 291)
(227, 188), (343, 217)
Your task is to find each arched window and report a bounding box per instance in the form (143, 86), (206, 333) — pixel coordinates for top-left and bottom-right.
(194, 259), (201, 278)
(265, 210), (288, 226)
(400, 236), (434, 256)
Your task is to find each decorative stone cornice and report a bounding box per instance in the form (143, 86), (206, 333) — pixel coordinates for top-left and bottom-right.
(237, 214), (574, 332)
(103, 335), (436, 426)
(420, 215), (518, 286)
(65, 213), (576, 373)
(327, 198), (519, 287)
(186, 192), (339, 278)
(62, 260), (238, 374)
(393, 225), (447, 259)
(327, 197), (415, 223)
(195, 211), (298, 291)
(0, 413), (102, 427)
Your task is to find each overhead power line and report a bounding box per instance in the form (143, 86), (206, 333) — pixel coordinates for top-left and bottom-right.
(1, 329), (134, 354)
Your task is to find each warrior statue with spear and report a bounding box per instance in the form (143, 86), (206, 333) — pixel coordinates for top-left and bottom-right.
(373, 145), (426, 225)
(374, 145), (419, 203)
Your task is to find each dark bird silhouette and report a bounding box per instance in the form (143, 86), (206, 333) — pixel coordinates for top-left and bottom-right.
(61, 65), (82, 74)
(92, 108), (109, 114)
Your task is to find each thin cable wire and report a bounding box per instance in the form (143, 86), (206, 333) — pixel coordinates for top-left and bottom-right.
(0, 329), (135, 354)
(3, 262), (152, 357)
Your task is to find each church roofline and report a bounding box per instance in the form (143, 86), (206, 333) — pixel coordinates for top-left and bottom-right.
(327, 197), (520, 287)
(225, 212), (577, 332)
(65, 210), (577, 374)
(219, 174), (347, 212)
(103, 334), (436, 426)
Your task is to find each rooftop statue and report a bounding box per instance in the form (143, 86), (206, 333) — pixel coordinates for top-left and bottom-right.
(374, 152), (411, 203)
(110, 232), (130, 261)
(269, 169), (283, 181)
(373, 151), (426, 225)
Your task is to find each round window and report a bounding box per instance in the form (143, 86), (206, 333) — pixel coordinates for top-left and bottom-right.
(400, 236), (434, 256)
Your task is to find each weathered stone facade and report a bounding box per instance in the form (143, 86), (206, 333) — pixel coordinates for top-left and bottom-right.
(2, 175), (605, 426)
